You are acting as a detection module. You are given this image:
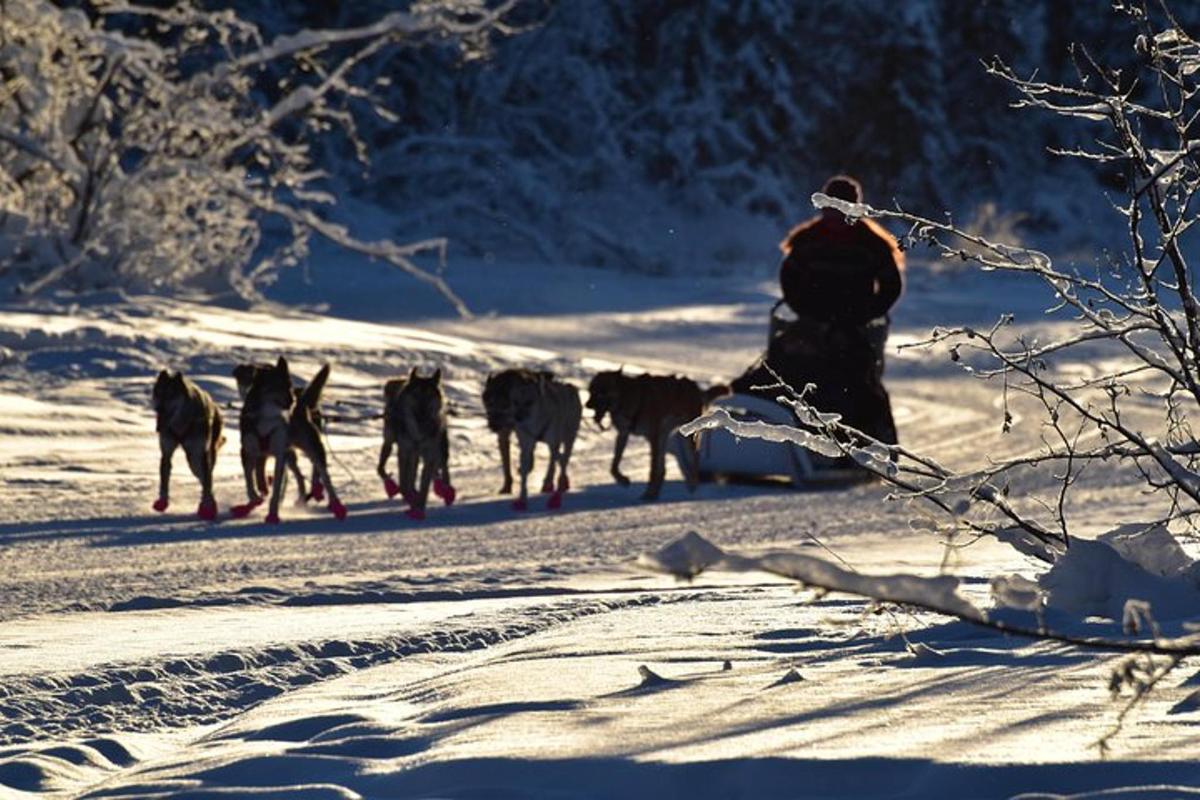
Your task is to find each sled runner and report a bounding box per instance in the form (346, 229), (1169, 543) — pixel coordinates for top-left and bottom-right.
(675, 393), (868, 487)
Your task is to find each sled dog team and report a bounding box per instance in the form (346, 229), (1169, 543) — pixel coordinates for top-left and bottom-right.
(153, 358), (730, 523)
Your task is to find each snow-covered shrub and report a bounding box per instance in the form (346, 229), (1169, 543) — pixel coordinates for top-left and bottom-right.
(0, 0), (517, 307)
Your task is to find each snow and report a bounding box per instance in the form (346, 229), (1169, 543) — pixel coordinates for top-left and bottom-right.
(2, 255), (1200, 798)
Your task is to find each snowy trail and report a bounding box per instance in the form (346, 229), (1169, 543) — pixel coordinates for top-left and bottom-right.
(1, 263), (1196, 798)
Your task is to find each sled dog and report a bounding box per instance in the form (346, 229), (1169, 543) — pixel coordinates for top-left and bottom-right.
(586, 369), (729, 500)
(377, 368), (455, 520)
(482, 368), (581, 511)
(232, 362), (326, 511)
(152, 370), (224, 520)
(238, 357), (346, 523)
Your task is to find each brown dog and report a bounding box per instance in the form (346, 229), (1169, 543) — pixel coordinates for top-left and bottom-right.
(237, 357), (345, 524)
(482, 368), (580, 511)
(586, 369), (729, 501)
(377, 368), (455, 520)
(152, 370), (224, 520)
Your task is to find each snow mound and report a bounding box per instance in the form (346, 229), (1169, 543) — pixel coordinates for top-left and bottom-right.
(1036, 524), (1200, 623)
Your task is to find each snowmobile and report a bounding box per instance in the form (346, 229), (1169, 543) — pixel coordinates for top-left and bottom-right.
(678, 300), (894, 487)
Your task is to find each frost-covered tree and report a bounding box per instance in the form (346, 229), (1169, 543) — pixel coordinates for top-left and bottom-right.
(0, 0), (518, 308)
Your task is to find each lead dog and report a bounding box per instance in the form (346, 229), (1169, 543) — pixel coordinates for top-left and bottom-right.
(377, 368), (455, 520)
(482, 368), (580, 511)
(586, 369), (729, 501)
(238, 357), (346, 524)
(152, 370), (224, 520)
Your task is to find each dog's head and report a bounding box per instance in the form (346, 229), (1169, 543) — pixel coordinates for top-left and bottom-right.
(585, 368), (624, 426)
(152, 369), (188, 414)
(482, 369), (545, 432)
(402, 367), (445, 430)
(232, 362), (271, 401)
(248, 356), (295, 412)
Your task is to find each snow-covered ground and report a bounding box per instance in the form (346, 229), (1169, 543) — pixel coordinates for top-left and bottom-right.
(1, 253), (1199, 799)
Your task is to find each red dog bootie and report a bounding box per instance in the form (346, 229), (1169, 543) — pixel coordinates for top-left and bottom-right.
(383, 477), (401, 499)
(230, 498), (262, 519)
(329, 498), (348, 521)
(197, 499), (218, 521)
(433, 478), (456, 506)
(152, 497), (169, 513)
(558, 475), (570, 492)
(547, 491), (563, 510)
(541, 479), (554, 494)
(405, 507), (426, 521)
(264, 511), (281, 525)
(310, 479), (325, 503)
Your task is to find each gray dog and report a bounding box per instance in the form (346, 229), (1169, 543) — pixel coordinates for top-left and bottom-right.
(482, 368), (581, 511)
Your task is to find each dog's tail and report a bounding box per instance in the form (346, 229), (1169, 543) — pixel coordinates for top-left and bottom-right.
(300, 364), (331, 410)
(703, 383), (732, 405)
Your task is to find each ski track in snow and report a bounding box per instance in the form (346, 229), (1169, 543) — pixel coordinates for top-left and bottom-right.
(0, 262), (1196, 798)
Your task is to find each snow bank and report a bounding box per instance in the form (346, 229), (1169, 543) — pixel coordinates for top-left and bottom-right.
(1035, 524), (1200, 623)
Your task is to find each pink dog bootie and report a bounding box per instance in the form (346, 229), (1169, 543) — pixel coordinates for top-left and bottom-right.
(434, 478), (457, 507)
(230, 498), (262, 519)
(197, 498), (218, 521)
(329, 498), (348, 521)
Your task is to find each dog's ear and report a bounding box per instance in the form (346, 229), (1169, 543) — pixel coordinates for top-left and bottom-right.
(157, 369), (169, 382)
(432, 367), (442, 384)
(409, 366), (418, 381)
(617, 365), (624, 375)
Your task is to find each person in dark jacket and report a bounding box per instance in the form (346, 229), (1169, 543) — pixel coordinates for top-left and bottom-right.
(779, 174), (904, 329)
(732, 175), (902, 447)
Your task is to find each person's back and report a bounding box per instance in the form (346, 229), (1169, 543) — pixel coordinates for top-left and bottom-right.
(778, 176), (904, 327)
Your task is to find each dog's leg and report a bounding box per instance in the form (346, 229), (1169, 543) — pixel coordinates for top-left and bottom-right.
(312, 441), (346, 520)
(497, 430), (513, 495)
(406, 445), (435, 521)
(242, 446), (262, 503)
(641, 429), (667, 501)
(255, 453), (268, 496)
(556, 426), (576, 495)
(540, 439), (557, 494)
(285, 449), (308, 504)
(378, 430), (400, 498)
(231, 443), (264, 518)
(400, 445), (418, 507)
(184, 434), (218, 520)
(513, 430), (536, 511)
(433, 430), (455, 506)
(154, 434), (177, 512)
(295, 422), (345, 520)
(610, 428), (632, 488)
(264, 429), (290, 524)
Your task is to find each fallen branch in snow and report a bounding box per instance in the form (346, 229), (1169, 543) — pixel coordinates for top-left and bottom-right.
(640, 532), (1200, 658)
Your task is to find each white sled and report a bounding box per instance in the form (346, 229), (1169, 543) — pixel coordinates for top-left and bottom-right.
(674, 393), (869, 487)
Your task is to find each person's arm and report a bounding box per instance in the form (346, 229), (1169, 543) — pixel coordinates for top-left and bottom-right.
(864, 220), (904, 318)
